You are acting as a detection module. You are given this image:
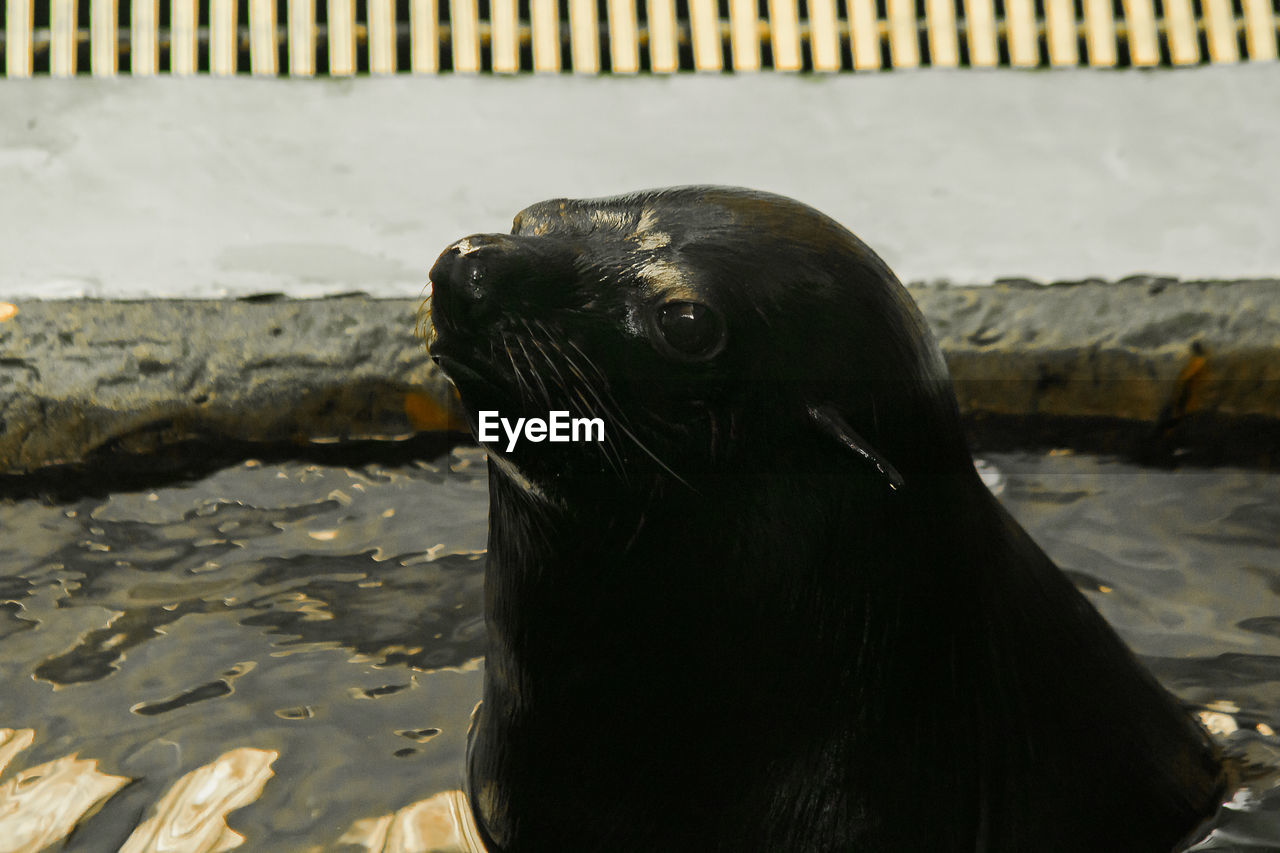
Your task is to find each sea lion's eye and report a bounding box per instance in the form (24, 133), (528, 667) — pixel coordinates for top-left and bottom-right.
(655, 301), (726, 360)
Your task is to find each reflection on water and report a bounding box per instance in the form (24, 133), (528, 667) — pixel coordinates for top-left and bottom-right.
(989, 454), (1280, 850)
(0, 449), (1278, 849)
(0, 449), (488, 851)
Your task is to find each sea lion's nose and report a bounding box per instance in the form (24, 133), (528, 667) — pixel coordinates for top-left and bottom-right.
(428, 233), (575, 334)
(428, 234), (515, 326)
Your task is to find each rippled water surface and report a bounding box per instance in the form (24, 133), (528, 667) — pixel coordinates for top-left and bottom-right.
(1, 449), (1278, 850)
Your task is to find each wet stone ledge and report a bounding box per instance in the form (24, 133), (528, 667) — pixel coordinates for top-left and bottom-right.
(0, 279), (1278, 484)
(0, 296), (463, 482)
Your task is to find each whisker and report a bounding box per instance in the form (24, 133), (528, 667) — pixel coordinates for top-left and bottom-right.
(515, 329), (553, 411)
(521, 326), (629, 481)
(570, 386), (629, 483)
(525, 326), (584, 415)
(562, 339), (695, 492)
(413, 287), (433, 344)
(521, 323), (630, 483)
(501, 335), (532, 405)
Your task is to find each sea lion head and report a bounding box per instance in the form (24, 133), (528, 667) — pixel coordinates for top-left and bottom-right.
(425, 186), (968, 499)
(425, 189), (1230, 852)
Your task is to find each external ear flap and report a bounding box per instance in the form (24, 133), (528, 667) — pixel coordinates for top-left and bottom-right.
(807, 404), (904, 491)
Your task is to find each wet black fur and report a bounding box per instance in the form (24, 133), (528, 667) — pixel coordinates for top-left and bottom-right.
(425, 186), (1226, 852)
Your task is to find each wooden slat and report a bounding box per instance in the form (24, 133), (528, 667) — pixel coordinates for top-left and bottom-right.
(50, 0), (78, 76)
(91, 0), (118, 75)
(808, 0), (841, 69)
(288, 0), (316, 74)
(1162, 0), (1199, 64)
(962, 0), (998, 66)
(490, 0), (519, 71)
(171, 0), (198, 73)
(767, 0), (803, 70)
(1202, 0), (1240, 62)
(211, 0), (237, 74)
(1120, 0), (1159, 65)
(924, 0), (959, 66)
(650, 0), (680, 69)
(847, 0), (881, 69)
(1005, 0), (1039, 65)
(451, 0), (481, 70)
(410, 0), (439, 72)
(368, 0), (396, 72)
(328, 0), (357, 74)
(647, 0), (679, 71)
(1241, 0), (1277, 59)
(1082, 0), (1116, 64)
(531, 0), (561, 71)
(887, 0), (920, 67)
(729, 0), (761, 69)
(6, 0), (35, 77)
(250, 0), (279, 74)
(1043, 0), (1078, 65)
(570, 0), (601, 71)
(8, 0), (1272, 77)
(131, 0), (159, 73)
(689, 0), (723, 70)
(607, 0), (641, 72)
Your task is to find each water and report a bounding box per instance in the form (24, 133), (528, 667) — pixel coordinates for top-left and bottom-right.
(0, 449), (490, 851)
(1, 449), (1278, 850)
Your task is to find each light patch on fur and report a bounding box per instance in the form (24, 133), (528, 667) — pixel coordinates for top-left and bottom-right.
(623, 304), (646, 337)
(452, 238), (479, 256)
(588, 210), (636, 232)
(630, 209), (671, 250)
(634, 231), (671, 251)
(513, 210), (554, 236)
(635, 208), (660, 233)
(637, 259), (687, 290)
(487, 452), (554, 504)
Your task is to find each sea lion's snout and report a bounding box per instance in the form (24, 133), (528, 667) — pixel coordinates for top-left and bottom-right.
(425, 231), (597, 436)
(428, 233), (578, 346)
(427, 234), (521, 336)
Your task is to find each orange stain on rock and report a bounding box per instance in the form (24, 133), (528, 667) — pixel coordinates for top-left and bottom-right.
(0, 303), (17, 322)
(404, 391), (468, 432)
(1174, 348), (1209, 415)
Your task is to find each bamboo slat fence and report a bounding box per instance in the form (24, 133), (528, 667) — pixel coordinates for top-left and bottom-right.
(1, 0), (1276, 74)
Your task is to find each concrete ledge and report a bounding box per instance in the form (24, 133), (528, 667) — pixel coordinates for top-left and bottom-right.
(920, 278), (1280, 466)
(0, 296), (460, 477)
(1, 279), (1278, 480)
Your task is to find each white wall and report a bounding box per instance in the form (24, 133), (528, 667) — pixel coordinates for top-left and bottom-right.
(1, 66), (1277, 298)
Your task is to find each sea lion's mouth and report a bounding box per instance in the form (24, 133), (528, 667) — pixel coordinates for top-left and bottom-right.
(429, 351), (509, 402)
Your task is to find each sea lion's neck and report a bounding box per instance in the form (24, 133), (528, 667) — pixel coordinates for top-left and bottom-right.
(470, 460), (1224, 852)
(481, 464), (870, 689)
(470, 460), (945, 849)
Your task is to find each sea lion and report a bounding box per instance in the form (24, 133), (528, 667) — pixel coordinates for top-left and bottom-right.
(423, 186), (1227, 852)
